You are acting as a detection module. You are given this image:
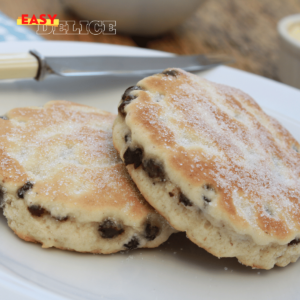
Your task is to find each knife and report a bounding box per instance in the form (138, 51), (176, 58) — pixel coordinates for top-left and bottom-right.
(0, 50), (232, 81)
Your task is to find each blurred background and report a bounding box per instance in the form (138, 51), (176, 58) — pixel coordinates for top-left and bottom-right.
(0, 0), (300, 82)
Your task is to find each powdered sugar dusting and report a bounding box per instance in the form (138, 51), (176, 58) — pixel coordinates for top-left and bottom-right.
(134, 70), (300, 240)
(0, 101), (151, 219)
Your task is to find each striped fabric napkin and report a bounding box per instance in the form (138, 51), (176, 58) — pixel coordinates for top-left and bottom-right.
(0, 11), (43, 42)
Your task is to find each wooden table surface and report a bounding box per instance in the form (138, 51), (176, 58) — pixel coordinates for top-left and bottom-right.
(1, 0), (300, 81)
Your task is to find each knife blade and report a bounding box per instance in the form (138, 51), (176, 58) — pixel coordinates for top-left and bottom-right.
(0, 50), (233, 81)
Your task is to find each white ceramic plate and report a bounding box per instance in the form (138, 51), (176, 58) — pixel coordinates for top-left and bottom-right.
(0, 41), (300, 300)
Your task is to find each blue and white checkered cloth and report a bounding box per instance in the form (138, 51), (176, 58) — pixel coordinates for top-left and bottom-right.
(0, 11), (43, 41)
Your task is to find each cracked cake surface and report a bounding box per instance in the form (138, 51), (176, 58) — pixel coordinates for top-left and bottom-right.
(0, 100), (174, 253)
(112, 68), (300, 269)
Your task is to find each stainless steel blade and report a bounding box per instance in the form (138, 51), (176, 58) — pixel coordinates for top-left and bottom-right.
(42, 54), (232, 79)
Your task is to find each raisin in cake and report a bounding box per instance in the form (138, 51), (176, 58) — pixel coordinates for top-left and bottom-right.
(113, 68), (300, 269)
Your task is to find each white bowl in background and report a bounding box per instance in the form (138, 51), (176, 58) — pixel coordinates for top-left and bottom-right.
(61, 0), (206, 36)
(278, 14), (300, 89)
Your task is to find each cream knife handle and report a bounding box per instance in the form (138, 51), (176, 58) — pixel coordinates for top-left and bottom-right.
(0, 52), (39, 80)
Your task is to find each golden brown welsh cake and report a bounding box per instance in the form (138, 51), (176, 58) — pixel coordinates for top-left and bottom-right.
(0, 101), (174, 253)
(113, 68), (300, 269)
